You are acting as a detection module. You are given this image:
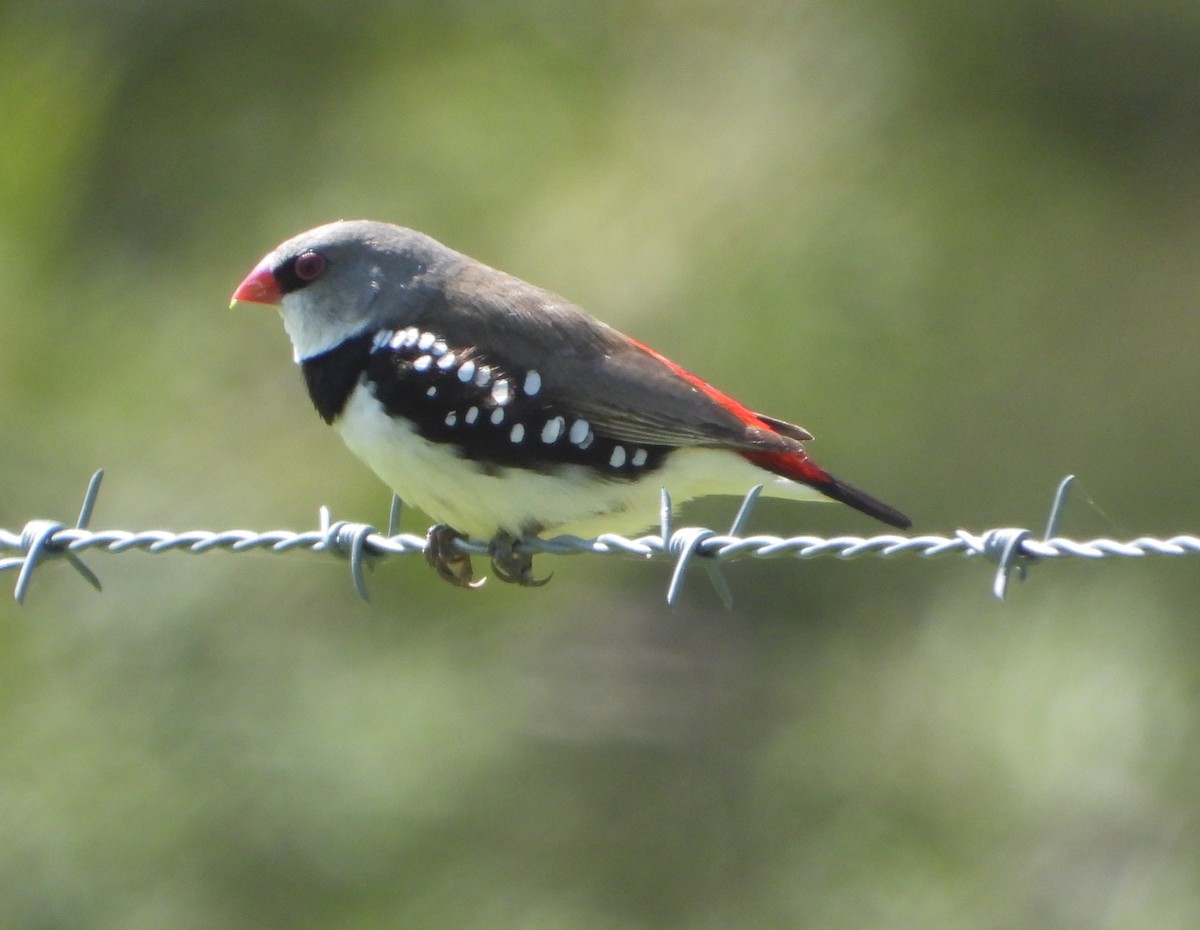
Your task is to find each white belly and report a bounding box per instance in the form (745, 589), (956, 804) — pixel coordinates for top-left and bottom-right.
(334, 383), (826, 540)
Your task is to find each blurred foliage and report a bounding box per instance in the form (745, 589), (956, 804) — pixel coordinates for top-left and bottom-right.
(2, 1), (1200, 928)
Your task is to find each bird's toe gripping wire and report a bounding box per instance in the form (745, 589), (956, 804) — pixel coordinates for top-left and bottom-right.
(3, 469), (105, 604)
(488, 532), (552, 587)
(425, 523), (484, 589)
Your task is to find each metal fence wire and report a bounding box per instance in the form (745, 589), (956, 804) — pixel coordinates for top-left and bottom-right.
(2, 472), (1198, 607)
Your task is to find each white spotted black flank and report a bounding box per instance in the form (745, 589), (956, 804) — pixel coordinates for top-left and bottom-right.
(302, 327), (670, 479)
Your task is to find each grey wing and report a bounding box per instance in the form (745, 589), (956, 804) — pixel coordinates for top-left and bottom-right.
(427, 265), (804, 454)
(552, 344), (801, 453)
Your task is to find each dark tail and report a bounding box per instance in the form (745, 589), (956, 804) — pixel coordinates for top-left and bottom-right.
(743, 450), (912, 530)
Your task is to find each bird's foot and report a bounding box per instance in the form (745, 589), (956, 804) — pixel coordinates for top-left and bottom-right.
(489, 532), (552, 587)
(425, 524), (484, 589)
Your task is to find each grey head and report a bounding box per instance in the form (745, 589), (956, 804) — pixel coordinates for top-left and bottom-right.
(249, 219), (630, 368)
(260, 220), (468, 361)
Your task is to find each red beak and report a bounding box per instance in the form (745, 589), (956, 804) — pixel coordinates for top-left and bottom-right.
(230, 263), (282, 307)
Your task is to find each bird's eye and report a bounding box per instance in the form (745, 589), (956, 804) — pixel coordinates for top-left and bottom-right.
(293, 251), (327, 282)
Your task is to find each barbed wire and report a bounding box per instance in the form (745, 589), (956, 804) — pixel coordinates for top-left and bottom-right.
(2, 472), (1197, 608)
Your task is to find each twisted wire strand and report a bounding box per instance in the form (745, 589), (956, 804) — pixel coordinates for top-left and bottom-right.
(7, 524), (1200, 561)
(3, 473), (1198, 606)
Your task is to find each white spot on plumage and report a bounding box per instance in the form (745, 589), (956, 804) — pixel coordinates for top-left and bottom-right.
(523, 370), (541, 397)
(569, 419), (590, 445)
(492, 379), (511, 406)
(437, 352), (457, 370)
(445, 411), (457, 427)
(510, 423), (525, 443)
(426, 386), (437, 397)
(465, 406), (479, 424)
(541, 416), (564, 444)
(458, 360), (476, 383)
(490, 408), (505, 425)
(431, 340), (448, 357)
(373, 330), (393, 351)
(417, 331), (436, 350)
(610, 446), (626, 468)
(475, 366), (492, 387)
(413, 355), (432, 371)
(632, 448), (648, 467)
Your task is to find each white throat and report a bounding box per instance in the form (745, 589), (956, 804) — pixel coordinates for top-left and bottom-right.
(280, 293), (369, 362)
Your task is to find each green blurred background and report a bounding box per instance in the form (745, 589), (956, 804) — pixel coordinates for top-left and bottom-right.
(3, 2), (1200, 927)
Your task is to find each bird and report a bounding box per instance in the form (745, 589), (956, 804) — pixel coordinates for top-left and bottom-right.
(231, 220), (910, 588)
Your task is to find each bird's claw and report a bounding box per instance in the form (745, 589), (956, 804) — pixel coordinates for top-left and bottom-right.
(424, 526), (550, 589)
(425, 525), (484, 589)
(489, 532), (552, 587)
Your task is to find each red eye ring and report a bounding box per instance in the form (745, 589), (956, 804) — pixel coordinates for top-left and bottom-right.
(294, 251), (327, 281)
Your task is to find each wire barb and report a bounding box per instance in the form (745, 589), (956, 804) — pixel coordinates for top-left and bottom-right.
(665, 526), (716, 608)
(968, 474), (1079, 600)
(663, 485), (764, 608)
(2, 469), (106, 604)
(979, 528), (1033, 600)
(318, 506), (381, 602)
(387, 494), (404, 538)
(1044, 474), (1076, 539)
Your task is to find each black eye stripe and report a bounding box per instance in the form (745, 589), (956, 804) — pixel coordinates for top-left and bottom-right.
(275, 251), (327, 295)
(365, 329), (669, 477)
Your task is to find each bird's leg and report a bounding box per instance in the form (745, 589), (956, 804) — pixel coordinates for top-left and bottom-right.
(425, 524), (482, 589)
(489, 531), (552, 587)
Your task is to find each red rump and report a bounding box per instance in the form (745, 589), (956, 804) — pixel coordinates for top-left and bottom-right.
(630, 339), (911, 529)
(629, 338), (780, 426)
(742, 448), (835, 487)
(629, 338), (832, 484)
